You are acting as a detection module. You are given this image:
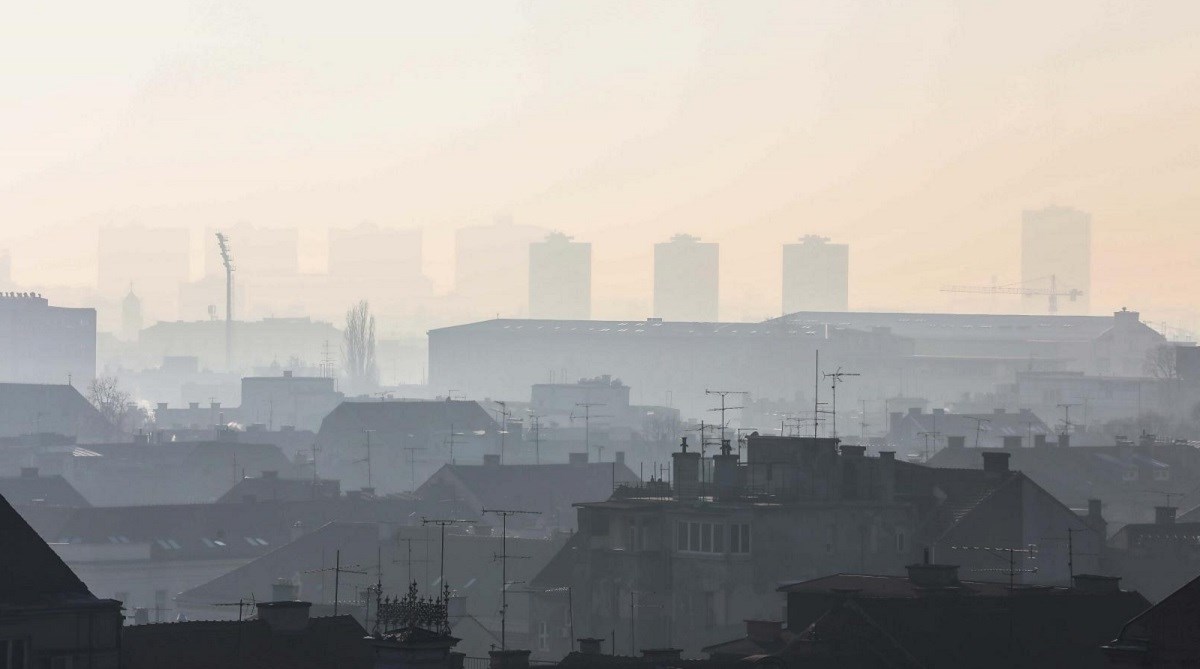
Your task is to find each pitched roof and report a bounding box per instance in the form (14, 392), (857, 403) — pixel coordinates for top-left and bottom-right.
(0, 492), (97, 606)
(216, 475), (340, 504)
(318, 400), (497, 442)
(0, 383), (120, 442)
(121, 614), (373, 669)
(0, 472), (90, 507)
(416, 462), (639, 527)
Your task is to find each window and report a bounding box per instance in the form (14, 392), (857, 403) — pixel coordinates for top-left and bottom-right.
(701, 524), (713, 552)
(676, 522), (687, 550)
(1123, 468), (1139, 482)
(537, 622), (549, 651)
(689, 523), (700, 550)
(1154, 469), (1170, 481)
(730, 524), (751, 554)
(896, 530), (907, 553)
(2, 639), (28, 669)
(679, 521), (735, 554)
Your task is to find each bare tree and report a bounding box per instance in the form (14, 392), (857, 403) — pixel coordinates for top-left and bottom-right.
(87, 376), (149, 433)
(343, 300), (378, 391)
(1145, 344), (1179, 380)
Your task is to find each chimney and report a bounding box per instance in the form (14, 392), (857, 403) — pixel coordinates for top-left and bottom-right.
(945, 436), (965, 450)
(256, 601), (311, 633)
(283, 370), (293, 378)
(888, 412), (902, 432)
(878, 451), (896, 502)
(271, 578), (299, 602)
(615, 451), (626, 466)
(261, 470), (279, 479)
(1072, 574), (1121, 594)
(713, 440), (740, 500)
(993, 408), (1006, 415)
(840, 444), (866, 458)
(483, 454), (501, 467)
(1088, 499), (1103, 520)
(211, 402), (221, 409)
(1155, 506), (1177, 525)
(1034, 434), (1047, 448)
(907, 408), (922, 416)
(1058, 433), (1071, 448)
(1002, 436), (1022, 450)
(156, 402), (168, 411)
(982, 451), (1011, 474)
(744, 620), (783, 644)
(489, 649), (531, 669)
(133, 608), (150, 625)
(932, 408), (945, 415)
(19, 467), (38, 478)
(906, 563), (960, 588)
(672, 437), (702, 500)
(189, 402), (200, 410)
(577, 638), (605, 656)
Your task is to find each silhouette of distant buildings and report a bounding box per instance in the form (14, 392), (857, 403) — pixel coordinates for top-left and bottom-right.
(654, 234), (718, 322)
(530, 232), (591, 320)
(781, 235), (848, 313)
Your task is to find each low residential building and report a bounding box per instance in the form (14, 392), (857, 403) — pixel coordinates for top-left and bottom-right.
(1104, 571), (1200, 667)
(929, 435), (1200, 528)
(122, 600), (373, 669)
(528, 435), (1102, 656)
(0, 467), (90, 506)
(1107, 505), (1200, 602)
(779, 564), (1147, 668)
(0, 492), (122, 668)
(886, 406), (1051, 455)
(0, 383), (119, 442)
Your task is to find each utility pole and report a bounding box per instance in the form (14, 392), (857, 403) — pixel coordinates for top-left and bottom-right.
(822, 368), (860, 439)
(216, 232), (234, 371)
(483, 508), (541, 649)
(859, 399), (869, 442)
(444, 423), (464, 464)
(919, 431), (942, 462)
(704, 390), (748, 444)
(421, 519), (469, 595)
(394, 536), (431, 587)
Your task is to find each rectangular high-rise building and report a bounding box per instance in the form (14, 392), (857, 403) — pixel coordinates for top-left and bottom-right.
(782, 235), (849, 314)
(529, 232), (591, 320)
(654, 234), (718, 321)
(1021, 206), (1091, 315)
(455, 216), (547, 319)
(98, 225), (191, 322)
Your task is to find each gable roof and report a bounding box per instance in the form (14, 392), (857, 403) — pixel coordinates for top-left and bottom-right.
(416, 462), (639, 527)
(0, 383), (120, 442)
(0, 492), (97, 606)
(316, 400), (497, 447)
(0, 471), (90, 507)
(216, 475), (340, 504)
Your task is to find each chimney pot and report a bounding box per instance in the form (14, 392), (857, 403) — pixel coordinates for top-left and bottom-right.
(577, 638), (605, 655)
(946, 436), (966, 450)
(982, 451), (1011, 474)
(1156, 506), (1177, 525)
(641, 648), (684, 662)
(483, 454), (501, 466)
(1072, 574), (1121, 594)
(489, 649), (531, 669)
(568, 452), (588, 465)
(906, 563), (960, 588)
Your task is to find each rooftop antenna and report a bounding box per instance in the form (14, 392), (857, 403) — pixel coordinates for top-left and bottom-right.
(965, 416), (991, 448)
(529, 414), (542, 465)
(1056, 403), (1080, 436)
(571, 402), (611, 461)
(304, 550), (366, 616)
(404, 445), (426, 491)
(951, 543), (1039, 652)
(495, 401), (511, 464)
(357, 429), (376, 489)
(822, 367), (860, 439)
(215, 232), (234, 370)
(813, 350), (820, 438)
(919, 430), (942, 462)
(444, 423), (465, 464)
(483, 508), (541, 649)
(705, 389), (748, 445)
(420, 518), (469, 596)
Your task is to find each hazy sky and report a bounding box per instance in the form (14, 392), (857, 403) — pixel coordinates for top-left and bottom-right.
(3, 1), (1199, 325)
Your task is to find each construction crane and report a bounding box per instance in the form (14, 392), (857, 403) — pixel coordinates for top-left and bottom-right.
(940, 274), (1082, 314)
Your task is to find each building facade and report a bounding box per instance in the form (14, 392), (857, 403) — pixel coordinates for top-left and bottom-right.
(653, 234), (718, 322)
(530, 232), (592, 320)
(0, 294), (96, 384)
(781, 235), (848, 314)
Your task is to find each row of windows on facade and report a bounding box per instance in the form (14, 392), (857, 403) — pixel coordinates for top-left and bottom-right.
(1, 639), (75, 669)
(676, 521), (752, 554)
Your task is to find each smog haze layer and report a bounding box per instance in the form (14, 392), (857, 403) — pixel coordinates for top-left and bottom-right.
(3, 1), (1199, 325)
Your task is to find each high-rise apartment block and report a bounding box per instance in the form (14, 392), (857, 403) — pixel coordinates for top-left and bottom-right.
(455, 216), (547, 318)
(1021, 206), (1091, 315)
(529, 232), (591, 320)
(654, 234), (718, 321)
(782, 235), (849, 314)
